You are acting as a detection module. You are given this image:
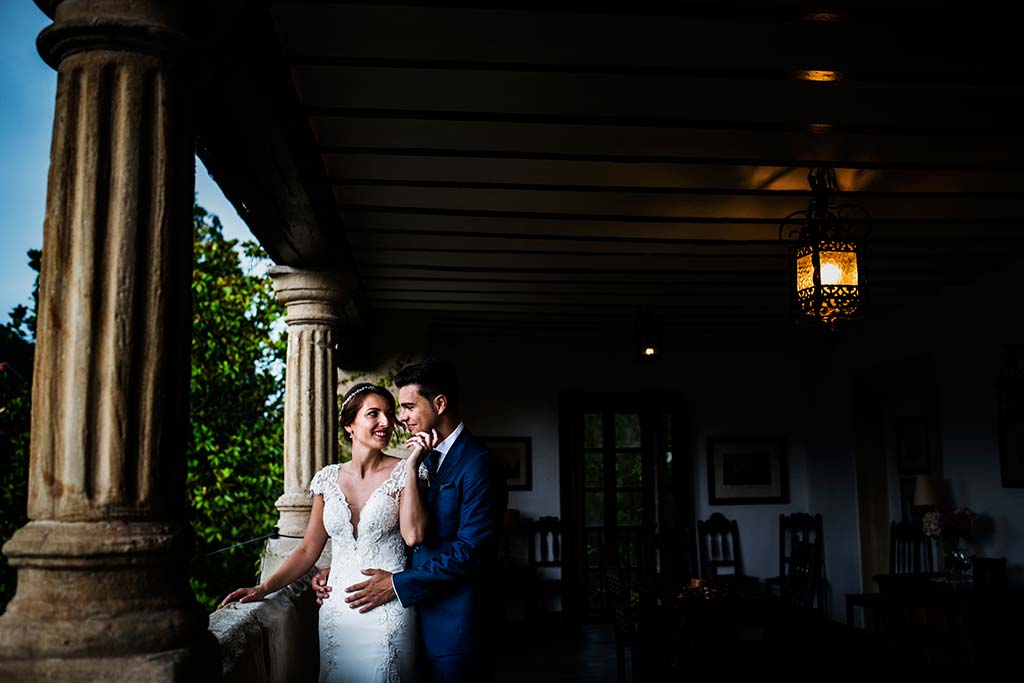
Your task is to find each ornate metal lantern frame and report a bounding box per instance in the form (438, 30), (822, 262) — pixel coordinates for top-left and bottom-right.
(779, 167), (869, 329)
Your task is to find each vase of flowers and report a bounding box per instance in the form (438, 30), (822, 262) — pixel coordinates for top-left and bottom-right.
(922, 506), (976, 580)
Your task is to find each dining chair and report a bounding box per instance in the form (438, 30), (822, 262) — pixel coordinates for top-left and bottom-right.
(777, 513), (824, 580)
(779, 537), (822, 610)
(696, 512), (743, 580)
(765, 513), (824, 609)
(526, 516), (563, 620)
(845, 520), (935, 628)
(890, 520), (934, 574)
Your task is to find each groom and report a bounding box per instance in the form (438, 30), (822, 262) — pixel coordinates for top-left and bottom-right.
(313, 358), (507, 682)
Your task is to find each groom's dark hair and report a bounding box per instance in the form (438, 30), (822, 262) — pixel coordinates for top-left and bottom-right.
(395, 358), (461, 412)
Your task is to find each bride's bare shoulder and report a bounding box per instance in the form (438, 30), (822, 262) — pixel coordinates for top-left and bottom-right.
(381, 455), (405, 469)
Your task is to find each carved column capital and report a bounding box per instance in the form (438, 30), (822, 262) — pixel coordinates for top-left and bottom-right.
(269, 266), (354, 327)
(35, 0), (189, 69)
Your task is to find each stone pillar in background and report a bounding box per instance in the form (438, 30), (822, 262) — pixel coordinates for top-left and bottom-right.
(0, 1), (214, 680)
(261, 267), (351, 581)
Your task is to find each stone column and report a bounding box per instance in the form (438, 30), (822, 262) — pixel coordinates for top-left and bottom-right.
(261, 267), (352, 580)
(0, 1), (214, 680)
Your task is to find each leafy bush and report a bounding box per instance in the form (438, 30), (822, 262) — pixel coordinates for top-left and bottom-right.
(0, 249), (39, 612)
(187, 204), (285, 611)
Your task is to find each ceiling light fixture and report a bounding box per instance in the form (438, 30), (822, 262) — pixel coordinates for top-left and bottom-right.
(636, 309), (661, 359)
(779, 167), (869, 330)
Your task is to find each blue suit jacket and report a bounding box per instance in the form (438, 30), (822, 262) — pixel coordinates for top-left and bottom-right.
(392, 428), (507, 657)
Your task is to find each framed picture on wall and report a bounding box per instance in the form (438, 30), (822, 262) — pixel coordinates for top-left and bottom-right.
(707, 437), (788, 505)
(481, 436), (532, 491)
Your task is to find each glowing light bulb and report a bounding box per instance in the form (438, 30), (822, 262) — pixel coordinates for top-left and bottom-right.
(643, 347), (656, 356)
(820, 262), (842, 285)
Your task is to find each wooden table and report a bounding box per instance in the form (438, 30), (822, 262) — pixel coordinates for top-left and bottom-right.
(865, 573), (1022, 666)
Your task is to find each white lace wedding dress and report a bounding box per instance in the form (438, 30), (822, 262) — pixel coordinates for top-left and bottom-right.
(310, 460), (424, 683)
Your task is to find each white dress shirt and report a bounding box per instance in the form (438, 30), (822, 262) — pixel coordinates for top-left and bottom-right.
(433, 422), (464, 471)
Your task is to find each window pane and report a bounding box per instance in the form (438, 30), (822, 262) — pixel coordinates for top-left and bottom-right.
(616, 491), (643, 526)
(616, 452), (642, 487)
(586, 530), (603, 568)
(616, 531), (639, 568)
(587, 570), (605, 609)
(585, 492), (605, 526)
(614, 414), (641, 448)
(584, 451), (604, 487)
(583, 414), (603, 449)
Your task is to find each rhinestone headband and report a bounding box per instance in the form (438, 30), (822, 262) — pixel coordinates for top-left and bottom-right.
(341, 385), (377, 411)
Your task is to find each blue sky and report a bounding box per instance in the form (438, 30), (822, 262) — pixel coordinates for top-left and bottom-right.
(0, 3), (256, 325)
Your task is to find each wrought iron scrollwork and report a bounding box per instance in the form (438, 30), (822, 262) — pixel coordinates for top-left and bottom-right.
(779, 167), (870, 329)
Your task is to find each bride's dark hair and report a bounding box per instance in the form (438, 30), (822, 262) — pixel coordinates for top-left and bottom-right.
(340, 383), (396, 442)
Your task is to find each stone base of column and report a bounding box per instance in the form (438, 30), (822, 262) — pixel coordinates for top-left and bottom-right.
(0, 520), (216, 679)
(274, 492), (318, 538)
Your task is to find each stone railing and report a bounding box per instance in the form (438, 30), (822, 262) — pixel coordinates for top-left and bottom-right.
(208, 571), (320, 683)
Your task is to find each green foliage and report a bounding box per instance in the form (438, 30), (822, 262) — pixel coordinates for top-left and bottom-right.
(0, 250), (38, 612)
(0, 372), (30, 613)
(5, 250), (40, 344)
(187, 204), (285, 612)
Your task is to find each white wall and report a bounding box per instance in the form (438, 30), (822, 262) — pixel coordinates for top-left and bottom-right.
(439, 337), (828, 588)
(898, 267), (1024, 581)
(835, 260), (1024, 590)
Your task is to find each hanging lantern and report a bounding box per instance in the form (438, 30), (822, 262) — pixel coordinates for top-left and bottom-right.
(779, 167), (868, 329)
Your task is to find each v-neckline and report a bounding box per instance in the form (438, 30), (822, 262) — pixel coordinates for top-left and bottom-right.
(333, 460), (400, 541)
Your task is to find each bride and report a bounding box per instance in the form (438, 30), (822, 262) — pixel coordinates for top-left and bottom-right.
(220, 382), (435, 682)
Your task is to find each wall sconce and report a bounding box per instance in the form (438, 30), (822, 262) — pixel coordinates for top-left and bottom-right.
(779, 168), (869, 329)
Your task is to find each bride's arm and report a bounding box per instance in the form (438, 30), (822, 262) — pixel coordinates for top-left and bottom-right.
(399, 430), (436, 546)
(219, 494), (330, 607)
(399, 456), (428, 546)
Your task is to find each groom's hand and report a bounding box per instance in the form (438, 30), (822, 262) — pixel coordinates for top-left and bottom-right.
(312, 567), (331, 605)
(345, 568), (397, 613)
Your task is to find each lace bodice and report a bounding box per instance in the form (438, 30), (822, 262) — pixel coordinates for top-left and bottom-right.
(310, 459), (427, 574)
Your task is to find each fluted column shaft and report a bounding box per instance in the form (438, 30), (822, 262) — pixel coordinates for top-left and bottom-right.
(0, 1), (212, 680)
(262, 267), (351, 579)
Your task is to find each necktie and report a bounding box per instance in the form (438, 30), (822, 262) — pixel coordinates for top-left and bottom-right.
(426, 449), (441, 481)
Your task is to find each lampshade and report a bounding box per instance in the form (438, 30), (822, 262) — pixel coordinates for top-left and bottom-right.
(912, 474), (939, 507)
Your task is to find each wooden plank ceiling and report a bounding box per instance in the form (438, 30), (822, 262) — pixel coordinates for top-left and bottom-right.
(198, 1), (1024, 346)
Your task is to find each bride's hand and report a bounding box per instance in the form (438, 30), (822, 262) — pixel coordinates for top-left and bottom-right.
(219, 585), (267, 608)
(405, 429), (439, 467)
